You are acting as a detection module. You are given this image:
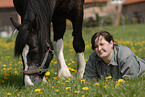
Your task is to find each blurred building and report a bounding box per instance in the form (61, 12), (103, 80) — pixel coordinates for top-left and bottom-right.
(0, 0), (18, 32)
(123, 0), (145, 24)
(84, 0), (145, 25)
(0, 0), (145, 29)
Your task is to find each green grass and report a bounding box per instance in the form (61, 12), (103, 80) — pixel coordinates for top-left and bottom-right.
(1, 24), (145, 96)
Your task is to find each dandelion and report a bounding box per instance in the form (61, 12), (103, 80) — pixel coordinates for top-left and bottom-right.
(47, 79), (50, 82)
(81, 80), (85, 83)
(74, 91), (80, 93)
(3, 64), (6, 67)
(104, 86), (106, 88)
(115, 83), (120, 87)
(7, 93), (11, 95)
(70, 68), (76, 72)
(117, 79), (124, 83)
(54, 61), (57, 64)
(82, 95), (85, 97)
(95, 83), (100, 85)
(82, 87), (89, 90)
(85, 59), (88, 62)
(68, 63), (71, 65)
(68, 78), (71, 80)
(35, 89), (41, 92)
(65, 80), (70, 83)
(71, 61), (75, 63)
(62, 83), (65, 85)
(66, 87), (71, 90)
(45, 71), (50, 76)
(106, 76), (112, 79)
(57, 81), (61, 83)
(124, 75), (128, 77)
(14, 71), (18, 75)
(56, 89), (59, 92)
(52, 77), (57, 79)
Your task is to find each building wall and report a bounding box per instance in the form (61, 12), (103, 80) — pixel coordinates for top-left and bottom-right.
(122, 2), (145, 23)
(0, 7), (18, 32)
(84, 3), (117, 20)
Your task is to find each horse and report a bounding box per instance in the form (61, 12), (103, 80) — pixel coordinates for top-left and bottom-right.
(10, 0), (86, 86)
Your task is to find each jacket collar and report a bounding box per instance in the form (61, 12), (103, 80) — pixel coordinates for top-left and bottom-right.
(108, 44), (119, 66)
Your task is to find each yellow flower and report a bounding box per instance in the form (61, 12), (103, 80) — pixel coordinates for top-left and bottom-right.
(118, 79), (124, 83)
(68, 78), (71, 80)
(124, 75), (128, 77)
(81, 80), (85, 83)
(104, 86), (106, 88)
(14, 71), (18, 75)
(115, 83), (120, 87)
(62, 83), (65, 85)
(106, 76), (112, 79)
(57, 81), (61, 83)
(7, 93), (11, 95)
(56, 89), (59, 92)
(66, 87), (71, 90)
(74, 91), (80, 93)
(3, 64), (6, 67)
(70, 68), (76, 72)
(45, 71), (50, 76)
(52, 77), (57, 79)
(95, 83), (100, 85)
(65, 80), (70, 83)
(82, 87), (89, 90)
(35, 89), (41, 92)
(82, 95), (85, 97)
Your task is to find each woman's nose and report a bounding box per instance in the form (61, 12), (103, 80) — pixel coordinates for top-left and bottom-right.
(98, 46), (101, 51)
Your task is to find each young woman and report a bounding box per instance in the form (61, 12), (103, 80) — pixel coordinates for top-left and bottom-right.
(83, 31), (145, 80)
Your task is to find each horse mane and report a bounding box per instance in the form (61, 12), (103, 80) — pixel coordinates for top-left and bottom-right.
(30, 0), (56, 41)
(15, 0), (56, 56)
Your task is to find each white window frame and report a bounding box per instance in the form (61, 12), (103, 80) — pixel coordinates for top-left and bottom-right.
(111, 0), (125, 4)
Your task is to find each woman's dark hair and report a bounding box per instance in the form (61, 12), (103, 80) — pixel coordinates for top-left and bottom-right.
(91, 31), (114, 50)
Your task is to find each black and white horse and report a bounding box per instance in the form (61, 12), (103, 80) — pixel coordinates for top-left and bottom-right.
(11, 0), (86, 86)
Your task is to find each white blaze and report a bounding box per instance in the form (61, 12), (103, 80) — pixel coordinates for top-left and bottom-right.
(22, 45), (34, 86)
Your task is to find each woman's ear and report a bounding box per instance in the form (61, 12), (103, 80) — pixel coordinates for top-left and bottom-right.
(110, 40), (114, 48)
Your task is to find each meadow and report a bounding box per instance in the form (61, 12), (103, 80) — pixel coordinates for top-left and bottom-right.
(0, 24), (145, 96)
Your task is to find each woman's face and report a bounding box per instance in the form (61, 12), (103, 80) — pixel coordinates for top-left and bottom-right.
(94, 35), (113, 59)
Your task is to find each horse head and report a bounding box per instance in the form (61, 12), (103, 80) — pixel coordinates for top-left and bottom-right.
(10, 17), (54, 86)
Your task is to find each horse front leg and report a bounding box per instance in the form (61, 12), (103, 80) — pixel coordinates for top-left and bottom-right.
(53, 18), (72, 78)
(53, 39), (72, 78)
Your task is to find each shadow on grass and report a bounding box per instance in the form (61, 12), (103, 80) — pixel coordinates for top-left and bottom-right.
(0, 73), (23, 88)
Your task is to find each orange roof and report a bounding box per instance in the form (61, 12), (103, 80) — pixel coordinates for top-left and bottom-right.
(124, 0), (145, 5)
(85, 0), (107, 3)
(0, 0), (14, 7)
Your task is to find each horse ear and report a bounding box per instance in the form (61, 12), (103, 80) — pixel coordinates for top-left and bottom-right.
(10, 17), (21, 30)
